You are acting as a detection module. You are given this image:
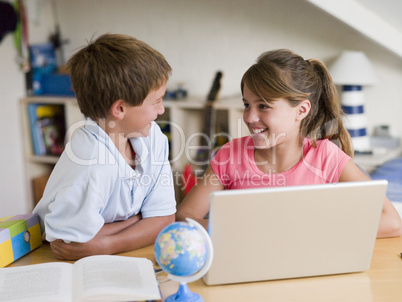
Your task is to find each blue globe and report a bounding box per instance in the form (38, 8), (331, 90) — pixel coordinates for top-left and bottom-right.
(154, 221), (208, 276)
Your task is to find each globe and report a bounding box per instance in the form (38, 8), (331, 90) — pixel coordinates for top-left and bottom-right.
(154, 218), (213, 302)
(155, 221), (207, 276)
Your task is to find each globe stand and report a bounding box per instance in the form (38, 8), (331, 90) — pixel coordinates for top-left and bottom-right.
(165, 283), (203, 302)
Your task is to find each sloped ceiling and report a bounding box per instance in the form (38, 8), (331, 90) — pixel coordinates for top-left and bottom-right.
(306, 0), (402, 59)
(356, 0), (402, 31)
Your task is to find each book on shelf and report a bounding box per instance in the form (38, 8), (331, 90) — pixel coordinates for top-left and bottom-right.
(0, 255), (161, 302)
(27, 103), (66, 156)
(27, 103), (45, 155)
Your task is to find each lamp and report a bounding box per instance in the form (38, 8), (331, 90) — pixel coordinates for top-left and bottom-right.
(328, 51), (379, 154)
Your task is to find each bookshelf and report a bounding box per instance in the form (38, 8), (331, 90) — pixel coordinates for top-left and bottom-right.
(20, 96), (248, 210)
(20, 97), (83, 207)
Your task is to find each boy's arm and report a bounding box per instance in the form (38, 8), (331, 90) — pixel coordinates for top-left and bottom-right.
(96, 214), (142, 236)
(50, 214), (174, 260)
(340, 160), (402, 238)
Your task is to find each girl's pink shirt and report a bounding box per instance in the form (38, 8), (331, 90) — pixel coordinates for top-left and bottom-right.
(210, 136), (351, 189)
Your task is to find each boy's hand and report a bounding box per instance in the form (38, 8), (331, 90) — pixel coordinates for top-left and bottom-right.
(50, 236), (109, 260)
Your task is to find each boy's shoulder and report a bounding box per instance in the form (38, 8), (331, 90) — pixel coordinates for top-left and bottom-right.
(66, 120), (106, 159)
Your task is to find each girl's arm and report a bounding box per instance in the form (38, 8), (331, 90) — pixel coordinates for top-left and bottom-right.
(176, 165), (225, 230)
(339, 160), (402, 238)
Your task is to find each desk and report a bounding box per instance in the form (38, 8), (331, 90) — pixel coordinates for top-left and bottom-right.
(8, 237), (402, 302)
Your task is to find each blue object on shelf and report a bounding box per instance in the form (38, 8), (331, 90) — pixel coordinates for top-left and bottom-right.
(30, 43), (75, 96)
(30, 43), (58, 95)
(41, 73), (75, 96)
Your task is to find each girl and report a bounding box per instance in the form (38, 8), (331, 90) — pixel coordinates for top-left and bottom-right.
(176, 49), (402, 238)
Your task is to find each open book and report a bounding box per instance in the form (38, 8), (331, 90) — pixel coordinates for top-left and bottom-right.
(0, 255), (161, 302)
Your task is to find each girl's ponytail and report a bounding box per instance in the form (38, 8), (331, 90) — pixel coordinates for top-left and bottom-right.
(306, 59), (353, 157)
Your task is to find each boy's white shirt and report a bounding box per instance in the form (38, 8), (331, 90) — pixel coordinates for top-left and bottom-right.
(33, 119), (176, 243)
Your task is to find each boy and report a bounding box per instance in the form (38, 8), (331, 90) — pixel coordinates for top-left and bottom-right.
(33, 34), (176, 260)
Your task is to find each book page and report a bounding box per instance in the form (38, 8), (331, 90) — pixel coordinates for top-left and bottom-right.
(0, 262), (73, 302)
(72, 255), (160, 301)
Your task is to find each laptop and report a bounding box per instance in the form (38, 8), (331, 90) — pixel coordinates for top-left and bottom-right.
(203, 180), (387, 285)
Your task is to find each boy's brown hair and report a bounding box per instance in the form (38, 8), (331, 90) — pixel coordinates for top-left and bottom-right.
(66, 33), (172, 120)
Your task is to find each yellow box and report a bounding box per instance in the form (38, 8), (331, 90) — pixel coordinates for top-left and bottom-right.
(0, 214), (42, 267)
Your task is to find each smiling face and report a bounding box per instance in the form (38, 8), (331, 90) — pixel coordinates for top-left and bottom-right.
(122, 83), (167, 138)
(242, 84), (303, 149)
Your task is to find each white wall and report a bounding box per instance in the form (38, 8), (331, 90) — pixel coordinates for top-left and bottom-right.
(53, 0), (402, 135)
(0, 34), (26, 216)
(1, 0), (401, 215)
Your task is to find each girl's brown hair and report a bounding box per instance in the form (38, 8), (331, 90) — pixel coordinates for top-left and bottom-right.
(241, 49), (353, 157)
